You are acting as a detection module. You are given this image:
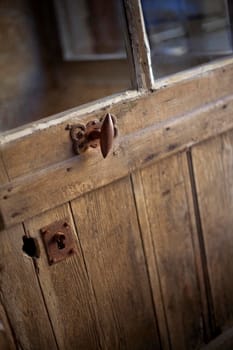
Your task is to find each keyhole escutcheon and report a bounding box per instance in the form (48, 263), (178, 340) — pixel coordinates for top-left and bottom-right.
(54, 233), (66, 249)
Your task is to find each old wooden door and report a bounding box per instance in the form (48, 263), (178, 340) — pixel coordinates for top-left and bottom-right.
(1, 1), (233, 349)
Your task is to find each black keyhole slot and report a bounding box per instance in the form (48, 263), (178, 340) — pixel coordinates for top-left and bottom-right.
(54, 233), (66, 250)
(22, 236), (40, 258)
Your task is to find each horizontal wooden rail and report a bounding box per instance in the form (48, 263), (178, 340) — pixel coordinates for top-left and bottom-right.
(1, 94), (233, 229)
(1, 58), (233, 180)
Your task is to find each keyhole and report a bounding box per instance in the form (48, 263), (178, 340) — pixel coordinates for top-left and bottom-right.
(54, 233), (66, 250)
(22, 236), (40, 258)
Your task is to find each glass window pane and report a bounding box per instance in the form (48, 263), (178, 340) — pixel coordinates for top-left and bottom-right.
(141, 0), (233, 78)
(0, 0), (131, 132)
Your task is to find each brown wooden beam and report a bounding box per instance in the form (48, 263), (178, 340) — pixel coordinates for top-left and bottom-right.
(1, 93), (233, 229)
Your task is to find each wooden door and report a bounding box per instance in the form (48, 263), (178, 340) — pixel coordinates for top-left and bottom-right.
(0, 1), (233, 349)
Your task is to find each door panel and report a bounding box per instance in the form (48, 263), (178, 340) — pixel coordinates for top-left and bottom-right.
(0, 152), (57, 350)
(71, 176), (160, 349)
(24, 203), (101, 350)
(133, 153), (206, 350)
(24, 177), (160, 349)
(192, 130), (233, 332)
(0, 0), (233, 346)
(2, 71), (233, 230)
(0, 63), (233, 349)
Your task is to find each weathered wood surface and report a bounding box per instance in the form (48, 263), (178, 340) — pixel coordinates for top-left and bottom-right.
(132, 153), (212, 349)
(24, 204), (101, 350)
(132, 153), (205, 349)
(0, 224), (57, 350)
(0, 154), (8, 186)
(0, 156), (14, 350)
(123, 0), (154, 89)
(24, 178), (160, 349)
(1, 58), (233, 180)
(0, 303), (16, 350)
(131, 171), (170, 350)
(70, 176), (160, 349)
(1, 93), (233, 229)
(192, 130), (233, 332)
(0, 155), (8, 229)
(186, 151), (217, 341)
(1, 1), (233, 349)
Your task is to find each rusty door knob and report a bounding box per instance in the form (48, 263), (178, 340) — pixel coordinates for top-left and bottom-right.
(67, 113), (118, 158)
(100, 113), (115, 158)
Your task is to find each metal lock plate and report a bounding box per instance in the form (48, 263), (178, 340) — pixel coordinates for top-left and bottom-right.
(40, 219), (76, 265)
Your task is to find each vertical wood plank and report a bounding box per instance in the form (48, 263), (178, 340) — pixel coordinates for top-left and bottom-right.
(0, 149), (57, 350)
(0, 225), (57, 350)
(136, 153), (205, 350)
(131, 171), (171, 350)
(24, 204), (101, 350)
(123, 0), (154, 89)
(0, 162), (8, 186)
(192, 130), (233, 332)
(0, 154), (8, 186)
(0, 153), (16, 349)
(0, 150), (9, 245)
(0, 303), (16, 350)
(71, 176), (160, 350)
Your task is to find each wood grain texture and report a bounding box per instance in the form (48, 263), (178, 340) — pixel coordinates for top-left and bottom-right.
(192, 130), (233, 332)
(0, 153), (8, 185)
(71, 176), (160, 349)
(0, 303), (16, 350)
(123, 0), (154, 89)
(135, 153), (205, 350)
(1, 58), (233, 180)
(1, 141), (16, 350)
(1, 94), (233, 229)
(0, 153), (8, 230)
(131, 171), (170, 350)
(0, 224), (57, 350)
(24, 203), (101, 350)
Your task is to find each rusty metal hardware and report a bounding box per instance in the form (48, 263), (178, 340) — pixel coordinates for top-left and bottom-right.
(67, 113), (118, 158)
(40, 219), (76, 265)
